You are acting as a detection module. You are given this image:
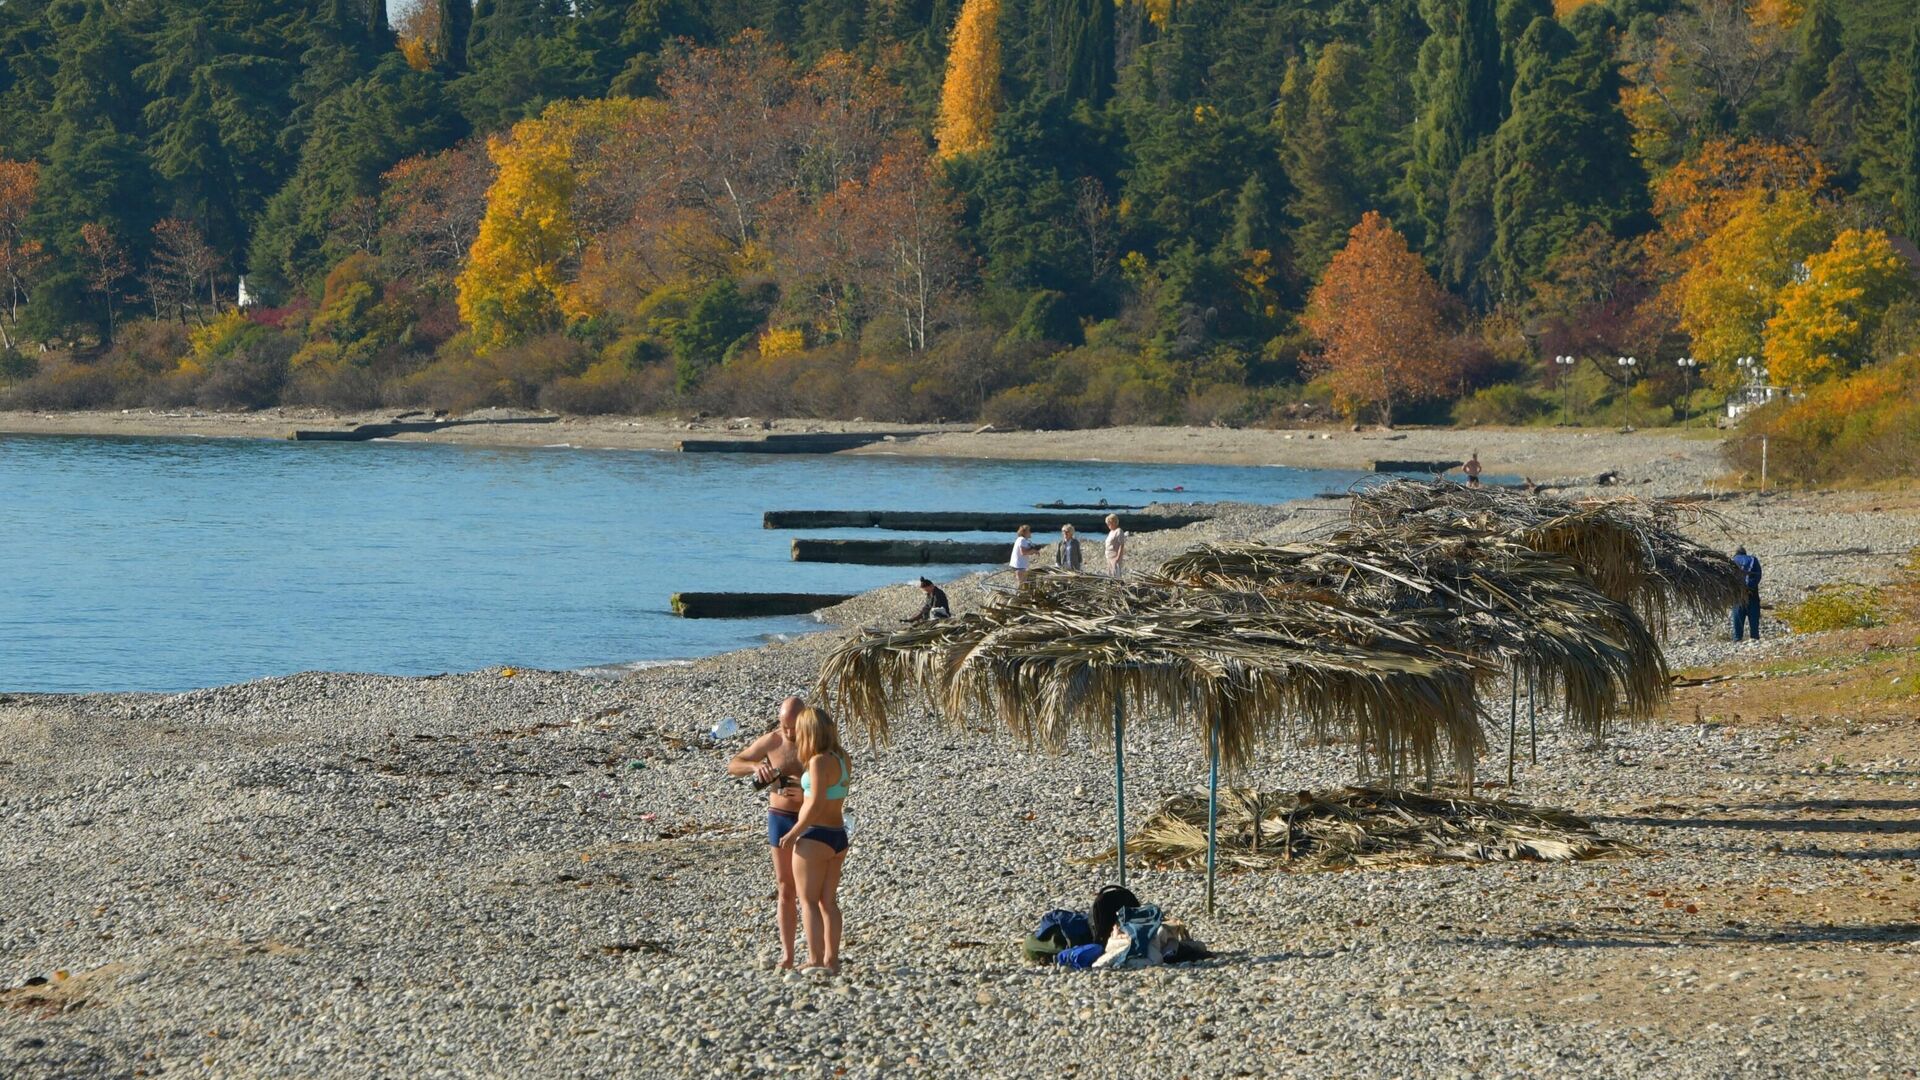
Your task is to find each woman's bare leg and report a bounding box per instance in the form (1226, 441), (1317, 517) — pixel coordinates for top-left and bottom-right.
(821, 850), (846, 972)
(770, 845), (798, 968)
(792, 839), (831, 968)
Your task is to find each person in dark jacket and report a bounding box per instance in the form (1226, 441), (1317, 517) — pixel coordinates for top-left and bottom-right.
(906, 577), (950, 624)
(1054, 524), (1083, 570)
(1731, 547), (1762, 641)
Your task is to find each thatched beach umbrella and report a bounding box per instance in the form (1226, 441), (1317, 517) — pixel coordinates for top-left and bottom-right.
(1347, 479), (1747, 627)
(1342, 479), (1745, 767)
(1160, 520), (1672, 781)
(818, 570), (1491, 908)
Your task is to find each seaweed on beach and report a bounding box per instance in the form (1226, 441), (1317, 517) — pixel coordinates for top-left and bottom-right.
(1103, 786), (1648, 872)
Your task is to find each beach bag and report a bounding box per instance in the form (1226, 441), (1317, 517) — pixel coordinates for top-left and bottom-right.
(1022, 908), (1094, 964)
(1090, 885), (1139, 946)
(1035, 909), (1094, 948)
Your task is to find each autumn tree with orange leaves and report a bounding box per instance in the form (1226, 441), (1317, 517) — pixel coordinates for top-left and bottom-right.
(1304, 212), (1457, 426)
(0, 160), (45, 351)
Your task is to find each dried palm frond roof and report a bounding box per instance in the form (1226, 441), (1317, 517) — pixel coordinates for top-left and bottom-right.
(818, 569), (1491, 779)
(1159, 521), (1669, 738)
(1346, 479), (1746, 626)
(1103, 786), (1647, 873)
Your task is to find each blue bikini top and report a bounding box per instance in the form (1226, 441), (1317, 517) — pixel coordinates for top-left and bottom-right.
(801, 751), (849, 800)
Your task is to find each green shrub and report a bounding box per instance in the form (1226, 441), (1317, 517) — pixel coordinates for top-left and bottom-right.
(0, 347), (37, 383)
(1779, 585), (1884, 633)
(1453, 383), (1548, 426)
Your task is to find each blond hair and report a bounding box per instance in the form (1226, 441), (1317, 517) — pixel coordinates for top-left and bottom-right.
(794, 705), (846, 765)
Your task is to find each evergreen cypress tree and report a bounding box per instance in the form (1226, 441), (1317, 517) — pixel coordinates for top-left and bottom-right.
(1032, 0), (1114, 105)
(1789, 0), (1842, 110)
(437, 0), (472, 73)
(1407, 0), (1505, 254)
(1904, 19), (1920, 239)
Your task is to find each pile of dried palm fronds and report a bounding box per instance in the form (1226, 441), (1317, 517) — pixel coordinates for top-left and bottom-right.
(819, 569), (1490, 780)
(1102, 786), (1647, 872)
(1346, 479), (1746, 626)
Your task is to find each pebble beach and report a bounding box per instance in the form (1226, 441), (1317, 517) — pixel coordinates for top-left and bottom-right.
(4, 439), (1919, 1078)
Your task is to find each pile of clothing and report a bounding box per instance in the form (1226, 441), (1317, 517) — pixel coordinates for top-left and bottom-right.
(1021, 885), (1212, 970)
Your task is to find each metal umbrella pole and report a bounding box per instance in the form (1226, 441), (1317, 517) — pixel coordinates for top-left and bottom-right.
(1506, 672), (1518, 787)
(1527, 669), (1537, 764)
(1113, 696), (1127, 888)
(1206, 719), (1220, 914)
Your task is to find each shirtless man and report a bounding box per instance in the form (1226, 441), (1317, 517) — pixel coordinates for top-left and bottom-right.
(726, 696), (806, 968)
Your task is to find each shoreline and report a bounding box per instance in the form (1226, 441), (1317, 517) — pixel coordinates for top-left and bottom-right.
(0, 406), (1727, 480)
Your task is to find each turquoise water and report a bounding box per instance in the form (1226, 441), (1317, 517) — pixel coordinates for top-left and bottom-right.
(0, 433), (1371, 692)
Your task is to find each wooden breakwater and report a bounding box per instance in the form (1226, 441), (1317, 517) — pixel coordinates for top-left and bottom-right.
(764, 510), (1208, 533)
(670, 591), (855, 618)
(1368, 459), (1463, 474)
(679, 431), (937, 454)
(291, 416), (561, 441)
(791, 539), (1008, 565)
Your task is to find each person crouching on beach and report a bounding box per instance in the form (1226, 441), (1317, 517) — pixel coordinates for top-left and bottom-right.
(1009, 524), (1040, 586)
(1104, 514), (1127, 577)
(1055, 524), (1083, 570)
(726, 696), (806, 968)
(777, 705), (853, 973)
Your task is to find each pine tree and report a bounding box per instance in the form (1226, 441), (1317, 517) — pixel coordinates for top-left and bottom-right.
(936, 0), (1002, 158)
(1278, 43), (1367, 278)
(1488, 14), (1645, 302)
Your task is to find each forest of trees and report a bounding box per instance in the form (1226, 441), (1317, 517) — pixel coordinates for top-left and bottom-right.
(2, 0), (1920, 448)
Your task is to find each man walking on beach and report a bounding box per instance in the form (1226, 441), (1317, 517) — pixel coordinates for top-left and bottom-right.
(1731, 546), (1763, 641)
(1462, 452), (1483, 487)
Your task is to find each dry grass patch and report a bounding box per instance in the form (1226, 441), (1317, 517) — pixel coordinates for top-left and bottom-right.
(1668, 626), (1920, 727)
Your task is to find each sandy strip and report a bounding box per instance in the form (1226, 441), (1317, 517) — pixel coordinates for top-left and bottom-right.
(0, 407), (1728, 482)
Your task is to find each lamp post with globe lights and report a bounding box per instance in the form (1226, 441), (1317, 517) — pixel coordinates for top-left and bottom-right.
(1553, 354), (1578, 423)
(1616, 355), (1637, 386)
(1675, 356), (1698, 422)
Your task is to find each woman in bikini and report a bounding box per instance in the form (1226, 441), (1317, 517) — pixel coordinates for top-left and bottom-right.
(777, 705), (852, 973)
(726, 696), (805, 968)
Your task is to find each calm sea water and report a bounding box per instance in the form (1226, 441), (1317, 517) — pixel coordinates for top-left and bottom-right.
(0, 433), (1371, 693)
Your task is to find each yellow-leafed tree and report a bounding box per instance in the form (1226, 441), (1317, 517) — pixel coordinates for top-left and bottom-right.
(1764, 229), (1916, 386)
(1676, 186), (1833, 389)
(936, 0), (1003, 158)
(458, 100), (626, 353)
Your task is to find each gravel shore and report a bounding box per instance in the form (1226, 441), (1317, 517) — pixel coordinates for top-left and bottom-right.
(4, 471), (1918, 1077)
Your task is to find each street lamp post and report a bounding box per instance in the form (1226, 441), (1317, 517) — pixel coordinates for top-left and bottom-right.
(1554, 354), (1577, 424)
(1616, 355), (1638, 384)
(1676, 356), (1698, 423)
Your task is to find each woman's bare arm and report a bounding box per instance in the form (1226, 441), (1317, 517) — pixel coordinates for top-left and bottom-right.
(780, 755), (826, 845)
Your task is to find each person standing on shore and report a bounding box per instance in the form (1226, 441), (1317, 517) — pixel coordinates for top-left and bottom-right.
(1009, 524), (1040, 586)
(1055, 524), (1083, 570)
(1731, 547), (1763, 641)
(1104, 514), (1127, 577)
(1463, 452), (1483, 487)
(777, 705), (853, 973)
(726, 696), (806, 969)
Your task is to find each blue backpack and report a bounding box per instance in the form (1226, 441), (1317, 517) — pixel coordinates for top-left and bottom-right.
(1034, 909), (1093, 947)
